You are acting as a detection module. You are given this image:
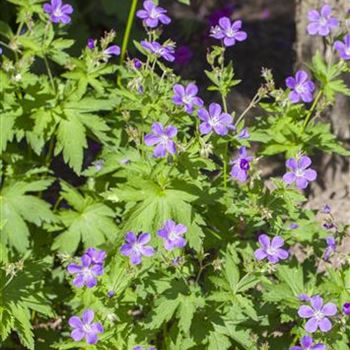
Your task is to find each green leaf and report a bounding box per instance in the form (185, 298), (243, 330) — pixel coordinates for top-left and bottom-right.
(208, 332), (231, 350)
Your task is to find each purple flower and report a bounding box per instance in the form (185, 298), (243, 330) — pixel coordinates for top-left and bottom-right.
(237, 127), (250, 139)
(69, 309), (103, 345)
(307, 5), (339, 36)
(107, 290), (115, 298)
(67, 255), (104, 288)
(133, 58), (143, 69)
(198, 103), (234, 136)
(290, 335), (326, 350)
(289, 223), (299, 230)
(144, 122), (177, 158)
(85, 248), (106, 264)
(283, 156), (317, 189)
(334, 35), (350, 60)
(210, 17), (247, 47)
(230, 146), (253, 183)
(323, 236), (336, 260)
(321, 204), (331, 214)
(174, 46), (193, 65)
(87, 38), (95, 49)
(254, 234), (289, 264)
(172, 83), (203, 114)
(285, 70), (315, 103)
(298, 294), (311, 302)
(133, 347), (156, 350)
(120, 232), (155, 265)
(343, 302), (350, 316)
(323, 222), (335, 230)
(43, 0), (73, 24)
(141, 41), (175, 62)
(298, 295), (337, 333)
(157, 220), (187, 251)
(136, 0), (171, 28)
(104, 45), (121, 58)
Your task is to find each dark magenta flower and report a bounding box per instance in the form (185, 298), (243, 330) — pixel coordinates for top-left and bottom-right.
(210, 17), (247, 47)
(133, 58), (143, 69)
(307, 5), (338, 36)
(87, 38), (95, 49)
(230, 147), (253, 183)
(323, 236), (336, 260)
(43, 0), (73, 24)
(286, 70), (315, 103)
(104, 45), (121, 58)
(141, 41), (175, 62)
(343, 302), (350, 315)
(85, 248), (106, 265)
(67, 254), (104, 288)
(172, 83), (203, 114)
(298, 295), (337, 333)
(198, 103), (234, 136)
(290, 335), (326, 350)
(254, 234), (289, 264)
(157, 220), (187, 251)
(144, 122), (177, 158)
(334, 35), (350, 60)
(136, 0), (171, 28)
(69, 309), (103, 344)
(283, 156), (317, 189)
(174, 46), (193, 65)
(208, 5), (235, 26)
(120, 232), (155, 265)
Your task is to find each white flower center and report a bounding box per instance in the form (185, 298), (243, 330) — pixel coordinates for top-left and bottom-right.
(225, 28), (236, 38)
(295, 169), (304, 177)
(182, 95), (192, 104)
(169, 230), (179, 241)
(150, 8), (160, 19)
(160, 135), (169, 144)
(53, 7), (63, 17)
(345, 47), (350, 56)
(82, 324), (92, 333)
(319, 17), (328, 26)
(266, 247), (277, 255)
(313, 310), (324, 321)
(208, 117), (219, 127)
(295, 84), (305, 94)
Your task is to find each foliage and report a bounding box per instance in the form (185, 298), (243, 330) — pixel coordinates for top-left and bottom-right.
(0, 1), (349, 349)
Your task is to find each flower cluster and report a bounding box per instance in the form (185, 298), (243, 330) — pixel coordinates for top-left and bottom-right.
(120, 220), (187, 265)
(67, 248), (106, 288)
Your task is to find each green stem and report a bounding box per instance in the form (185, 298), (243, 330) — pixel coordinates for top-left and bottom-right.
(119, 0), (138, 65)
(43, 55), (55, 92)
(223, 143), (228, 190)
(302, 90), (322, 131)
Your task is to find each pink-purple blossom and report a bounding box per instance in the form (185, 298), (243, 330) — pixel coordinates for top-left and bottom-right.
(254, 234), (289, 264)
(141, 40), (175, 62)
(298, 295), (337, 333)
(43, 0), (73, 24)
(172, 83), (203, 114)
(334, 35), (350, 60)
(237, 127), (250, 139)
(157, 220), (187, 251)
(67, 251), (105, 288)
(290, 335), (326, 350)
(283, 156), (317, 189)
(210, 17), (247, 47)
(198, 103), (234, 136)
(307, 5), (338, 36)
(104, 45), (121, 59)
(343, 302), (350, 315)
(144, 122), (177, 158)
(69, 309), (103, 344)
(230, 147), (253, 183)
(133, 347), (156, 350)
(136, 0), (171, 28)
(120, 232), (155, 265)
(87, 38), (95, 49)
(285, 70), (315, 103)
(323, 236), (336, 261)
